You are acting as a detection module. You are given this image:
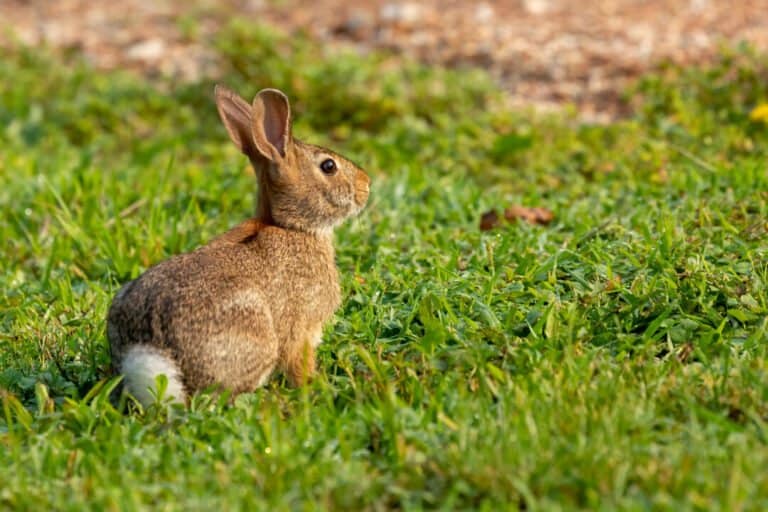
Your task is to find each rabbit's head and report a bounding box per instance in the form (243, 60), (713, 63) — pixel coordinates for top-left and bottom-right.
(215, 85), (370, 233)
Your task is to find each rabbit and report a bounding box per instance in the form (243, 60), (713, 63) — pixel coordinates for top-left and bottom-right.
(107, 85), (370, 407)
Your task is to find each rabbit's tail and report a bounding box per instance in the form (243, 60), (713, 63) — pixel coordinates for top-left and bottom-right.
(120, 345), (186, 407)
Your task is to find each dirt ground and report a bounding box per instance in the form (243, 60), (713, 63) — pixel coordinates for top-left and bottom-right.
(3, 0), (767, 121)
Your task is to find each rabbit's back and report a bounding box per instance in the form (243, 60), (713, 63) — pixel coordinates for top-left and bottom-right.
(108, 223), (340, 393)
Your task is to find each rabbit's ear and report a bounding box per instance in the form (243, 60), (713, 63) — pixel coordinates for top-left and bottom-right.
(251, 89), (292, 162)
(214, 84), (256, 156)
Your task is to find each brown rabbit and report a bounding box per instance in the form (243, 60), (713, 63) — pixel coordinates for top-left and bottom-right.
(107, 85), (370, 406)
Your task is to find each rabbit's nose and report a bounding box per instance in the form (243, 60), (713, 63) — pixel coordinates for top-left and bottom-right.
(354, 174), (370, 207)
(356, 170), (371, 189)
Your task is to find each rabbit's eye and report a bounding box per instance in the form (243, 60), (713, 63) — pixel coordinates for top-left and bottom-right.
(320, 158), (337, 175)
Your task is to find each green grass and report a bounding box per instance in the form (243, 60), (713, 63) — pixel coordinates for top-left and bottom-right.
(1, 23), (767, 510)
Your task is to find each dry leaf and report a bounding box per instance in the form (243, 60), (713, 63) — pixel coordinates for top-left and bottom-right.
(676, 343), (694, 363)
(479, 209), (501, 231)
(481, 205), (555, 231)
(605, 275), (622, 291)
(504, 205), (554, 225)
(652, 166), (669, 184)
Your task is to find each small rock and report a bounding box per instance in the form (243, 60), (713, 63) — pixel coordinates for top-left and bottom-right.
(126, 38), (165, 61)
(689, 0), (710, 11)
(523, 0), (552, 15)
(380, 2), (423, 25)
(475, 3), (495, 23)
(334, 10), (373, 40)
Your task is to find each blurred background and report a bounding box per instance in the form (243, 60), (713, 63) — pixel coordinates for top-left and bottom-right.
(3, 0), (767, 123)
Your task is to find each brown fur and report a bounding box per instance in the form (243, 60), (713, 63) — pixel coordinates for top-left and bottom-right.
(107, 85), (370, 401)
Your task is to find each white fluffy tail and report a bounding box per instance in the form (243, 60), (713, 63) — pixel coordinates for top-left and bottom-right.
(120, 345), (186, 407)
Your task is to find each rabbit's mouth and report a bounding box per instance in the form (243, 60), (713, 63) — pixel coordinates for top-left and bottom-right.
(350, 200), (365, 216)
(324, 183), (368, 213)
